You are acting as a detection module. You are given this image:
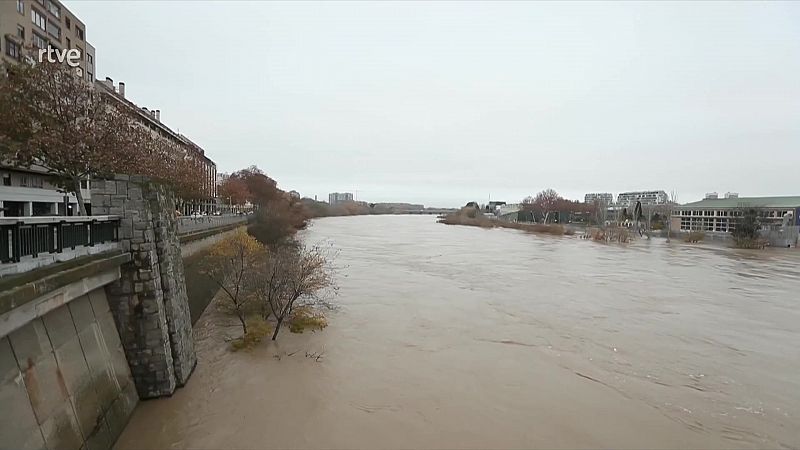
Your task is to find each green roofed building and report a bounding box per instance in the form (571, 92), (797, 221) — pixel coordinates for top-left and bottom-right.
(671, 194), (800, 233)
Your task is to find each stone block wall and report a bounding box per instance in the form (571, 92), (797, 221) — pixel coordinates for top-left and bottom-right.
(91, 175), (196, 398)
(0, 289), (138, 450)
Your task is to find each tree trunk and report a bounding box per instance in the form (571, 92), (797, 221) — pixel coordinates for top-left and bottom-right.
(271, 316), (284, 341)
(72, 176), (88, 216)
(237, 312), (248, 336)
(666, 212), (671, 243)
(261, 304), (271, 322)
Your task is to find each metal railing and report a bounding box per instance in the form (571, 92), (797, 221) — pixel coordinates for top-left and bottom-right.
(177, 214), (249, 235)
(0, 216), (120, 264)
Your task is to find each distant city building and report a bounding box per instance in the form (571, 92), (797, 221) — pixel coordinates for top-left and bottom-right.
(217, 173), (230, 186)
(584, 193), (614, 204)
(328, 192), (354, 205)
(497, 204), (521, 221)
(486, 201), (506, 212)
(705, 192), (739, 200)
(671, 196), (800, 233)
(616, 190), (669, 206)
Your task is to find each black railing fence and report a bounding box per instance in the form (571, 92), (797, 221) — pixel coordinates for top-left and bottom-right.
(0, 217), (119, 264)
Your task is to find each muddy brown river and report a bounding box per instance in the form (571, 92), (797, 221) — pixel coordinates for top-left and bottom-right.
(116, 215), (800, 449)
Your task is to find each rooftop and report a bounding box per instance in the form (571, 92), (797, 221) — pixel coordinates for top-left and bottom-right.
(680, 196), (800, 209)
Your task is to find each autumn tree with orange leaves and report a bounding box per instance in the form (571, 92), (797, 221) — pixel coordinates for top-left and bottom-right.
(219, 176), (251, 208)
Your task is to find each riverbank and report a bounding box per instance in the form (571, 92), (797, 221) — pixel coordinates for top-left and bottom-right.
(438, 209), (572, 235)
(113, 216), (799, 448)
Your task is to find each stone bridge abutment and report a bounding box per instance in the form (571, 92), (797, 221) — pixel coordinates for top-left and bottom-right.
(0, 175), (247, 449)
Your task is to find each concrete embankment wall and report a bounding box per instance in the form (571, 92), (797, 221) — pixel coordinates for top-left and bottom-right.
(0, 253), (137, 450)
(180, 225), (244, 324)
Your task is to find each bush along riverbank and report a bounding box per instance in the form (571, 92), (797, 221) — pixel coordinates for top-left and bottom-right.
(438, 207), (572, 236)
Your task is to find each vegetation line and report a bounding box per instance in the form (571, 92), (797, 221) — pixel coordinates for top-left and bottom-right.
(438, 207), (572, 236)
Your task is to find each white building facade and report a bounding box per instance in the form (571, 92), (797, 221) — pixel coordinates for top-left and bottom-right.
(616, 190), (669, 207)
(584, 193), (614, 205)
(328, 192), (354, 205)
(0, 166), (92, 217)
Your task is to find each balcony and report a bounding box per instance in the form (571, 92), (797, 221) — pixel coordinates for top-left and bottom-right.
(0, 216), (120, 276)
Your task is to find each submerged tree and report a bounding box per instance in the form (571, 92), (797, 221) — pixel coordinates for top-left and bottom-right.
(257, 244), (336, 341)
(202, 229), (265, 336)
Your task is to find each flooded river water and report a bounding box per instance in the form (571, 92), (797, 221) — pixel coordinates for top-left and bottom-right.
(117, 215), (800, 449)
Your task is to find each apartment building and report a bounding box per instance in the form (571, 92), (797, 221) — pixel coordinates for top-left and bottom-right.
(1, 0), (95, 82)
(0, 166), (92, 217)
(94, 78), (218, 214)
(584, 192), (613, 205)
(0, 0), (97, 217)
(328, 192), (354, 206)
(616, 190), (669, 206)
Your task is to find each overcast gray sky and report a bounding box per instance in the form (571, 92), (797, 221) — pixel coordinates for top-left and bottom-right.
(69, 1), (800, 207)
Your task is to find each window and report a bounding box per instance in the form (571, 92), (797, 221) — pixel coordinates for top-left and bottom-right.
(80, 179), (88, 189)
(32, 202), (53, 216)
(5, 39), (20, 59)
(47, 21), (60, 39)
(17, 0), (24, 14)
(2, 173), (10, 186)
(65, 16), (70, 29)
(32, 8), (46, 31)
(65, 36), (70, 48)
(46, 0), (60, 18)
(32, 32), (47, 49)
(19, 175), (29, 187)
(76, 26), (84, 41)
(17, 25), (25, 40)
(86, 52), (93, 80)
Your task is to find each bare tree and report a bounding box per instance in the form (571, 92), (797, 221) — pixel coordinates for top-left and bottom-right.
(592, 199), (608, 225)
(522, 189), (563, 224)
(651, 191), (678, 242)
(257, 244), (336, 341)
